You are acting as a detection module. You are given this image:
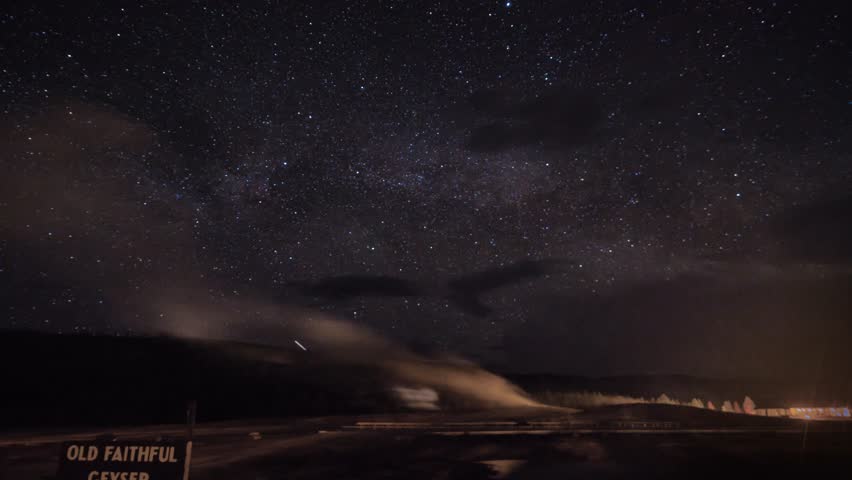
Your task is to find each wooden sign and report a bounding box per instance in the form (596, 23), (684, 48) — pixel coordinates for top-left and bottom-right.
(57, 441), (192, 480)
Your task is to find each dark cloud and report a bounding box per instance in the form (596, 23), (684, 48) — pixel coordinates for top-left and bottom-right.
(466, 88), (602, 152)
(448, 258), (576, 316)
(293, 258), (575, 317)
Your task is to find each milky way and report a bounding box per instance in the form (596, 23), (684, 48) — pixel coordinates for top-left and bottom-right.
(1, 1), (850, 379)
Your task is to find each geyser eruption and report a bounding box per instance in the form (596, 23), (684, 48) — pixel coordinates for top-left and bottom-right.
(296, 315), (543, 409)
(153, 296), (543, 411)
(537, 391), (647, 408)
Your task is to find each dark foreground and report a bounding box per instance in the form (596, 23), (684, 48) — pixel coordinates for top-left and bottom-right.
(3, 405), (851, 479)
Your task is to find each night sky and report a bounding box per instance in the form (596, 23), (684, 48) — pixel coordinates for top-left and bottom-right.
(1, 1), (850, 380)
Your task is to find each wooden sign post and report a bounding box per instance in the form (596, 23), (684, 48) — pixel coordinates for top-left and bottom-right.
(56, 440), (192, 480)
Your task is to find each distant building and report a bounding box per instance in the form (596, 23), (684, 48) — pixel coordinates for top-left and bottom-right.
(754, 408), (790, 417)
(788, 407), (850, 420)
(754, 407), (851, 419)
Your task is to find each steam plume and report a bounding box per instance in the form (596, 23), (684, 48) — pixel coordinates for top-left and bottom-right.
(0, 103), (544, 412)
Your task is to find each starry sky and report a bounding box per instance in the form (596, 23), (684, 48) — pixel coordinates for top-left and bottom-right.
(1, 1), (850, 380)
